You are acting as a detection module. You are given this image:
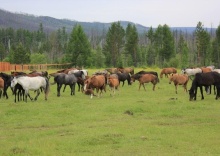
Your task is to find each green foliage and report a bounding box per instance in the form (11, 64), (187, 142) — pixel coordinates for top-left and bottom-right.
(11, 43), (30, 64)
(67, 24), (91, 67)
(104, 22), (125, 67)
(30, 53), (48, 64)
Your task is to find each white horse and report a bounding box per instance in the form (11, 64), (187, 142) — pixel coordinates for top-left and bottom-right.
(213, 69), (220, 73)
(68, 69), (88, 77)
(181, 68), (202, 80)
(11, 76), (50, 102)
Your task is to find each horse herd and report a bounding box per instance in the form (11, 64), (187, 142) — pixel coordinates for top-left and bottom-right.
(1, 66), (220, 102)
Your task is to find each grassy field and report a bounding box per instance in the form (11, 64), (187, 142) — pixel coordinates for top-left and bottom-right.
(0, 68), (220, 155)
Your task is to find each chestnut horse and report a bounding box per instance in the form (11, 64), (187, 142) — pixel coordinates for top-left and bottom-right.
(117, 67), (134, 75)
(105, 68), (118, 74)
(107, 76), (120, 96)
(160, 67), (177, 78)
(131, 73), (159, 91)
(84, 75), (106, 97)
(169, 74), (189, 94)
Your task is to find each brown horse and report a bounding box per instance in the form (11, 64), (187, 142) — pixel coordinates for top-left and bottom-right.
(105, 68), (118, 74)
(0, 77), (4, 98)
(200, 67), (212, 73)
(84, 75), (106, 97)
(169, 74), (189, 94)
(160, 67), (177, 78)
(131, 73), (158, 91)
(117, 67), (134, 75)
(107, 76), (120, 96)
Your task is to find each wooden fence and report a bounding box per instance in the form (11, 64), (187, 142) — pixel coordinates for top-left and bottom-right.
(0, 62), (72, 72)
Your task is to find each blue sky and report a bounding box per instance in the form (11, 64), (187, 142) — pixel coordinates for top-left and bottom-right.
(1, 0), (219, 28)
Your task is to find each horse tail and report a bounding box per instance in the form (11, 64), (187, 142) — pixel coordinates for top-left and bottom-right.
(44, 77), (50, 100)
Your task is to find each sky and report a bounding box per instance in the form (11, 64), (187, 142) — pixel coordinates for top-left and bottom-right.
(1, 0), (220, 28)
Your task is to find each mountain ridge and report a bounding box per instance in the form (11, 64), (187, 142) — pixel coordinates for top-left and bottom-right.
(0, 8), (210, 34)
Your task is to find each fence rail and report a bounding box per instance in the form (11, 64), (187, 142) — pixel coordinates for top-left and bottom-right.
(0, 62), (72, 72)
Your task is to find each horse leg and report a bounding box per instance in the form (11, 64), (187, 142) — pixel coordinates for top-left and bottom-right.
(72, 83), (76, 95)
(175, 84), (178, 94)
(63, 85), (66, 92)
(57, 83), (62, 97)
(122, 81), (125, 87)
(138, 83), (142, 91)
(142, 83), (146, 91)
(34, 89), (40, 101)
(200, 86), (204, 100)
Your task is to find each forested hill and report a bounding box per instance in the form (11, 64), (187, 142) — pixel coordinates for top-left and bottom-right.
(0, 9), (199, 34)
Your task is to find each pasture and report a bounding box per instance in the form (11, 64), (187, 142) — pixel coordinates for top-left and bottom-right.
(0, 68), (220, 155)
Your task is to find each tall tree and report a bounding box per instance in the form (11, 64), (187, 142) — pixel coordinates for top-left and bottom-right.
(125, 24), (139, 67)
(67, 24), (91, 67)
(103, 22), (125, 67)
(12, 43), (30, 64)
(195, 21), (210, 65)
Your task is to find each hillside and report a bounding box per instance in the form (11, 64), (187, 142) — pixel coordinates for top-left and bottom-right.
(0, 8), (206, 34)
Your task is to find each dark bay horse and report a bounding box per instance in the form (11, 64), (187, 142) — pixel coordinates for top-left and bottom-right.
(0, 72), (13, 99)
(160, 67), (177, 78)
(131, 73), (159, 91)
(116, 73), (131, 87)
(51, 73), (77, 96)
(189, 72), (220, 101)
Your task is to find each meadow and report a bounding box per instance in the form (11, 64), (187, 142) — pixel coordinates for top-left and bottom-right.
(0, 68), (220, 156)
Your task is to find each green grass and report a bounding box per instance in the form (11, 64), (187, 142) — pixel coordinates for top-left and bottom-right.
(0, 68), (220, 155)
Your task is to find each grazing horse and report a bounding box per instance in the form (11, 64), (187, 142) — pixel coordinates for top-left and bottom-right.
(117, 67), (134, 75)
(51, 73), (77, 97)
(188, 72), (220, 101)
(135, 70), (159, 83)
(160, 68), (177, 78)
(181, 68), (202, 80)
(0, 77), (4, 98)
(107, 76), (120, 96)
(116, 73), (132, 86)
(84, 75), (106, 97)
(131, 73), (159, 91)
(0, 72), (13, 99)
(10, 76), (50, 102)
(169, 74), (189, 94)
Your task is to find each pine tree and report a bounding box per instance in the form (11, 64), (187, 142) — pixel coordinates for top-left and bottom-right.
(67, 24), (91, 67)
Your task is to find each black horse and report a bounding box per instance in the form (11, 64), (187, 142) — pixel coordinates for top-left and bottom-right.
(189, 72), (220, 101)
(116, 73), (131, 87)
(0, 72), (13, 99)
(51, 73), (77, 97)
(135, 70), (159, 83)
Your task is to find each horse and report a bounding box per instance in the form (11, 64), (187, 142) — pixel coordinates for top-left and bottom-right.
(84, 75), (106, 97)
(0, 77), (4, 98)
(169, 74), (189, 94)
(107, 76), (120, 96)
(0, 72), (13, 99)
(200, 67), (212, 73)
(10, 76), (50, 102)
(63, 70), (86, 92)
(160, 68), (177, 78)
(135, 70), (159, 83)
(181, 68), (202, 80)
(51, 73), (77, 97)
(116, 73), (131, 87)
(131, 73), (158, 91)
(105, 68), (118, 74)
(29, 70), (49, 78)
(117, 67), (134, 75)
(82, 89), (97, 99)
(188, 72), (220, 101)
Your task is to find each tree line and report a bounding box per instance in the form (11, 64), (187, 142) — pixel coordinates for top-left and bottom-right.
(0, 21), (220, 68)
